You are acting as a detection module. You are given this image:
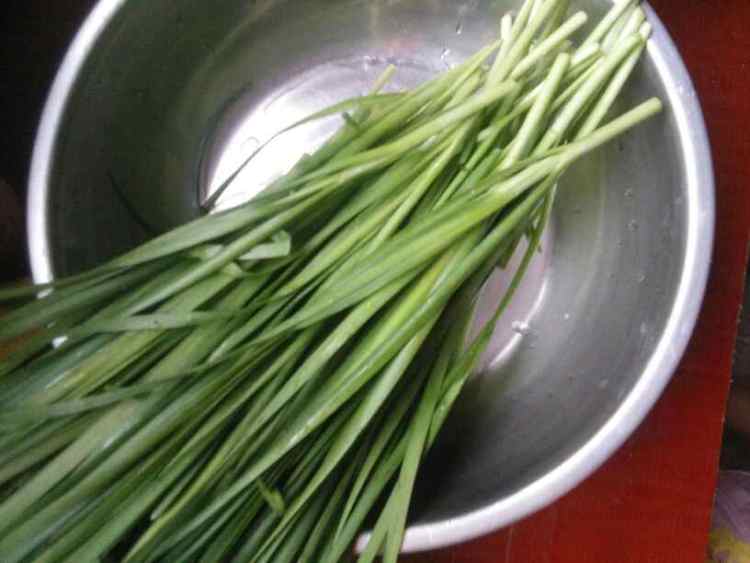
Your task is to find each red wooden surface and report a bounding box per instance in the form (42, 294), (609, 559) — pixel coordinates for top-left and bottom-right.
(406, 2), (750, 562)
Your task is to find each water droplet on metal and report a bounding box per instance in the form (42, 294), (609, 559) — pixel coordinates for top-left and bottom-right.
(637, 273), (646, 283)
(455, 21), (464, 35)
(512, 321), (530, 336)
(628, 219), (639, 232)
(624, 188), (634, 199)
(241, 136), (260, 150)
(563, 313), (571, 321)
(362, 55), (378, 72)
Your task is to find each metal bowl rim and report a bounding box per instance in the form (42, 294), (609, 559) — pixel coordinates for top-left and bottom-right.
(27, 0), (715, 553)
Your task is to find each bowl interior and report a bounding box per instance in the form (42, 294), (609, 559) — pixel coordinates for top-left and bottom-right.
(33, 0), (705, 550)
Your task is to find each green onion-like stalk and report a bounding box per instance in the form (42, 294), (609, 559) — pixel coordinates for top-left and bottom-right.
(0, 1), (659, 561)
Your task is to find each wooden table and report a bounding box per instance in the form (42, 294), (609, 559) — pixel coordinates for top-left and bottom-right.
(407, 2), (750, 561)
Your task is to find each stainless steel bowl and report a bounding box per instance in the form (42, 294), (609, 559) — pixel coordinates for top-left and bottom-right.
(28, 0), (714, 553)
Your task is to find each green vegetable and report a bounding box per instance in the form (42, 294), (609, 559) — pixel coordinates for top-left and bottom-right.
(0, 1), (659, 561)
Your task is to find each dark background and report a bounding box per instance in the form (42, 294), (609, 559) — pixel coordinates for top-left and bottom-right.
(0, 1), (96, 280)
(1, 1), (96, 195)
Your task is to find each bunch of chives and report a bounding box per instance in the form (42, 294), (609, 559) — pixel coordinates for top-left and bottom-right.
(0, 1), (659, 561)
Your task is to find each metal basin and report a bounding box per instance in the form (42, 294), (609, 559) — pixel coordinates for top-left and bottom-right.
(28, 0), (714, 553)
